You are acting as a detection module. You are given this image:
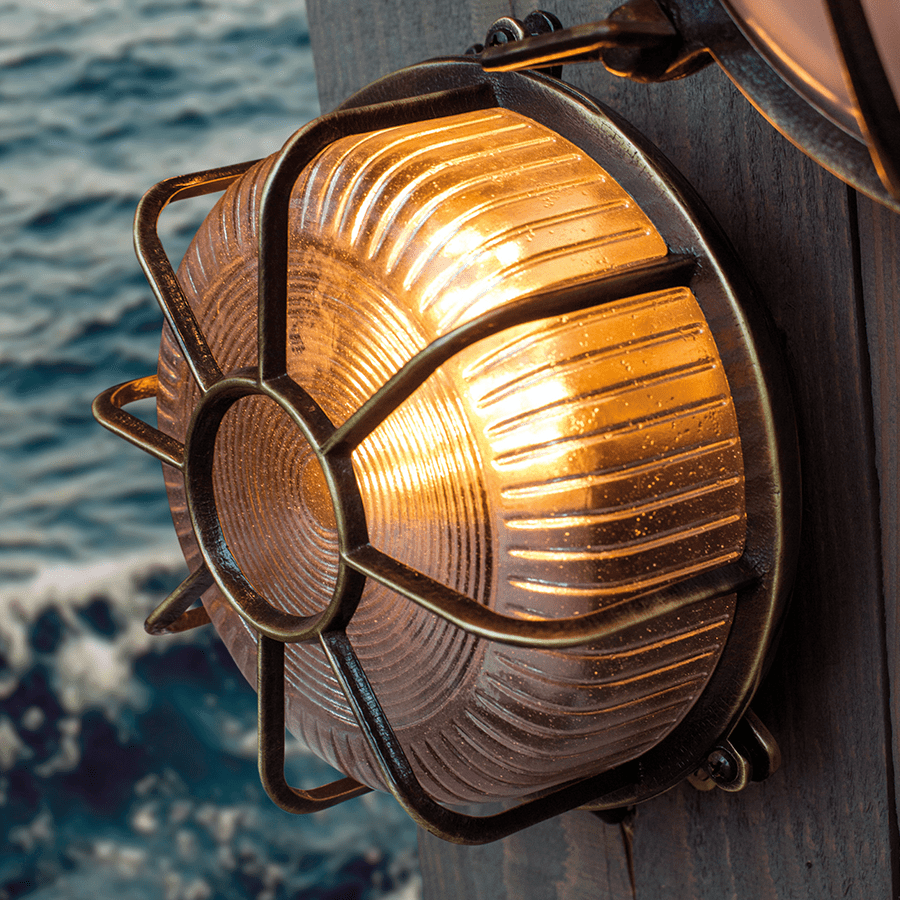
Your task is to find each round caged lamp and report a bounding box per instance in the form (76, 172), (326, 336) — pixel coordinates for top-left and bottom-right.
(94, 58), (799, 844)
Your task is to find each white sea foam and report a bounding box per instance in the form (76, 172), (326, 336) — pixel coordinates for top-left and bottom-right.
(0, 546), (186, 684)
(382, 876), (424, 900)
(0, 552), (180, 776)
(0, 715), (33, 770)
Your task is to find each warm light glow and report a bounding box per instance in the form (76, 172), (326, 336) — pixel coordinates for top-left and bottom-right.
(156, 109), (746, 804)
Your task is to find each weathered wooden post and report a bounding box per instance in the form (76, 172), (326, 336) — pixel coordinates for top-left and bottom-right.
(305, 2), (899, 896)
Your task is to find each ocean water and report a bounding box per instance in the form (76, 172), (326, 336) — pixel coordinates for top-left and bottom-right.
(0, 0), (419, 896)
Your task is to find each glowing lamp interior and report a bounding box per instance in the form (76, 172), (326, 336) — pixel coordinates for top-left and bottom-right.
(157, 109), (746, 804)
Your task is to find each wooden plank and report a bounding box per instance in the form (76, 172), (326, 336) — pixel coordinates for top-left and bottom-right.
(418, 812), (633, 900)
(306, 0), (509, 113)
(857, 194), (900, 881)
(304, 1), (898, 896)
(553, 2), (896, 892)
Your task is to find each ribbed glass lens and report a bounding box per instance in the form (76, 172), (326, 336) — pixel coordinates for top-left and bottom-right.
(157, 109), (746, 803)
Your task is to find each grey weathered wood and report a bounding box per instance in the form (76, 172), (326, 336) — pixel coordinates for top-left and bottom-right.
(307, 0), (508, 113)
(418, 811), (633, 900)
(560, 18), (895, 897)
(858, 194), (900, 880)
(305, 1), (900, 896)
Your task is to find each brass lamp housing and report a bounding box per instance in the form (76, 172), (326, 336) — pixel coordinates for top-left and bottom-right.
(93, 59), (799, 843)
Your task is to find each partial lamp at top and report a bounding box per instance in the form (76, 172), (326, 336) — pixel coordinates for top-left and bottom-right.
(94, 60), (798, 843)
(479, 0), (900, 209)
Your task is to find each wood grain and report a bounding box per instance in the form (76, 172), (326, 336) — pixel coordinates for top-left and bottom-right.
(552, 7), (896, 892)
(857, 194), (900, 884)
(418, 811), (634, 900)
(305, 1), (899, 896)
(307, 0), (509, 113)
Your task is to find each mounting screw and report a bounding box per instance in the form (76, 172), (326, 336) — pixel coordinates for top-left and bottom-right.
(485, 16), (528, 48)
(706, 747), (738, 785)
(475, 11), (565, 78)
(523, 10), (563, 38)
(706, 747), (738, 786)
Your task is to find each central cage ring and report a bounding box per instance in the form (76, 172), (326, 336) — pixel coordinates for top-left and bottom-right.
(183, 371), (369, 642)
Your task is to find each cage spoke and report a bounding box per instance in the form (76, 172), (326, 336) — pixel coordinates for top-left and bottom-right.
(323, 255), (695, 456)
(320, 629), (640, 844)
(257, 635), (371, 813)
(92, 375), (185, 470)
(144, 565), (214, 635)
(135, 162), (257, 392)
(344, 543), (753, 649)
(256, 82), (499, 385)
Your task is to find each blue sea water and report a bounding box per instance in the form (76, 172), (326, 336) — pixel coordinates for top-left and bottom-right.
(0, 1), (419, 896)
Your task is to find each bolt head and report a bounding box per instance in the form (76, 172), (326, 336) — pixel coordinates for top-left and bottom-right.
(706, 748), (738, 785)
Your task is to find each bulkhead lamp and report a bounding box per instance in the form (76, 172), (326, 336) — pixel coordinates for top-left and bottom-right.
(93, 60), (798, 844)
